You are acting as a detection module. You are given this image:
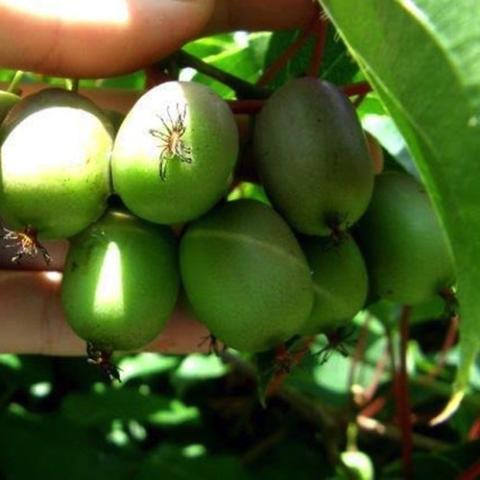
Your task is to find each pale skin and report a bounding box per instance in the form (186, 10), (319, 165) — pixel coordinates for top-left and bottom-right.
(0, 0), (317, 355)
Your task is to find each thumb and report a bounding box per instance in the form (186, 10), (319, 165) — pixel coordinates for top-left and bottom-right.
(0, 0), (215, 77)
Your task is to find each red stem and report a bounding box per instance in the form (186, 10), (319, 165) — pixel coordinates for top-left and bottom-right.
(265, 337), (315, 398)
(342, 82), (372, 97)
(144, 66), (173, 90)
(359, 396), (387, 419)
(457, 461), (480, 480)
(397, 305), (414, 480)
(428, 314), (459, 380)
(227, 82), (371, 115)
(468, 417), (480, 441)
(363, 345), (390, 403)
(347, 314), (372, 398)
(257, 13), (319, 87)
(308, 20), (329, 77)
(228, 99), (264, 115)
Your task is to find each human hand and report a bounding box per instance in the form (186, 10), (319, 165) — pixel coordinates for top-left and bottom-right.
(0, 0), (317, 355)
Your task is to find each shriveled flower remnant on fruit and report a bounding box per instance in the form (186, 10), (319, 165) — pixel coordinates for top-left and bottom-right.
(86, 342), (121, 382)
(1, 226), (51, 264)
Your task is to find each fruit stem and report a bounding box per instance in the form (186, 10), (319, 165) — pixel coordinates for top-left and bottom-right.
(308, 18), (328, 77)
(347, 313), (371, 402)
(361, 346), (390, 404)
(145, 55), (178, 89)
(176, 50), (270, 99)
(7, 70), (24, 93)
(427, 314), (459, 380)
(228, 99), (264, 115)
(396, 305), (414, 480)
(341, 82), (372, 97)
(257, 11), (320, 87)
(265, 337), (315, 399)
(468, 417), (480, 440)
(145, 66), (174, 90)
(359, 396), (387, 419)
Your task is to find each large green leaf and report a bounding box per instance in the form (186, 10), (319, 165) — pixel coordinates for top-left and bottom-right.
(0, 408), (133, 480)
(137, 444), (253, 480)
(319, 0), (480, 419)
(61, 388), (200, 427)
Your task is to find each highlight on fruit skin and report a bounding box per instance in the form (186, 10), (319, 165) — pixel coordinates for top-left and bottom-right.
(254, 77), (374, 236)
(61, 209), (180, 355)
(0, 88), (113, 242)
(179, 199), (314, 353)
(111, 81), (239, 225)
(298, 234), (368, 336)
(355, 171), (456, 306)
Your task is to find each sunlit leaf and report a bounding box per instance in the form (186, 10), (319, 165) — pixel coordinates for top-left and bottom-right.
(118, 353), (179, 382)
(61, 388), (200, 427)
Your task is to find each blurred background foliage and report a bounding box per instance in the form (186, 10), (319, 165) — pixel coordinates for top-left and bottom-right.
(1, 28), (480, 480)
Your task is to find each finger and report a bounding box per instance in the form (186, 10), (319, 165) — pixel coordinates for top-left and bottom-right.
(206, 0), (317, 32)
(0, 82), (142, 114)
(0, 270), (211, 355)
(0, 0), (317, 77)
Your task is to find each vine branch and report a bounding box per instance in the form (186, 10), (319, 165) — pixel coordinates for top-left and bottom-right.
(175, 50), (270, 99)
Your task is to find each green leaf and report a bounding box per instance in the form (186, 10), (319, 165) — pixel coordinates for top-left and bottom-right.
(184, 33), (238, 59)
(0, 355), (53, 390)
(249, 440), (333, 479)
(173, 354), (228, 379)
(171, 353), (229, 396)
(382, 453), (461, 480)
(98, 71), (146, 89)
(320, 0), (480, 418)
(382, 441), (480, 479)
(190, 34), (269, 98)
(357, 93), (420, 179)
(117, 353), (179, 382)
(0, 409), (133, 480)
(61, 388), (200, 427)
(137, 444), (253, 480)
